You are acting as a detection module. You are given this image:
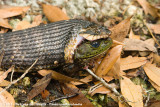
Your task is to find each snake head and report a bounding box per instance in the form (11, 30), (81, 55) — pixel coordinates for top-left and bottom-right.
(64, 22), (112, 63)
(74, 37), (112, 62)
(79, 24), (111, 41)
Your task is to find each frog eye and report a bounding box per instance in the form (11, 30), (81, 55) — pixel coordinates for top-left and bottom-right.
(90, 41), (100, 48)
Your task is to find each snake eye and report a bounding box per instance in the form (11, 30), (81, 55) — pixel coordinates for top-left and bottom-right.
(90, 41), (100, 48)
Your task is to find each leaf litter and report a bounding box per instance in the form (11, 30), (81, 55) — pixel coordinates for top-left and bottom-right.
(0, 0), (160, 107)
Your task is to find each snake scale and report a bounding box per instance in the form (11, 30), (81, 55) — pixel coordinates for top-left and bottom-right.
(0, 19), (112, 71)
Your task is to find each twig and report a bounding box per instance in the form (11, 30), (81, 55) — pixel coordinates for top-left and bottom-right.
(49, 93), (78, 103)
(0, 58), (38, 94)
(88, 82), (102, 94)
(144, 90), (151, 107)
(143, 20), (160, 47)
(86, 68), (130, 107)
(10, 67), (15, 82)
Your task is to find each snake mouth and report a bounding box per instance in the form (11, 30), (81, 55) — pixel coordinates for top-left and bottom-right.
(64, 34), (84, 63)
(79, 33), (109, 41)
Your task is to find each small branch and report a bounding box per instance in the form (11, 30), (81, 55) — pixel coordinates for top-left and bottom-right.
(88, 82), (102, 94)
(10, 66), (15, 82)
(0, 59), (38, 94)
(49, 93), (78, 103)
(86, 68), (130, 107)
(144, 90), (151, 107)
(143, 20), (160, 47)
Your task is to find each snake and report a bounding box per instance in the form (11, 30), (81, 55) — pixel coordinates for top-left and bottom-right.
(0, 19), (112, 71)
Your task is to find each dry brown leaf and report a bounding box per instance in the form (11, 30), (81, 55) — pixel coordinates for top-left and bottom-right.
(0, 80), (10, 87)
(41, 4), (69, 22)
(103, 76), (114, 82)
(0, 67), (12, 84)
(149, 80), (160, 92)
(0, 6), (30, 18)
(153, 53), (160, 66)
(0, 87), (15, 107)
(90, 86), (111, 96)
(150, 101), (160, 107)
(41, 89), (50, 99)
(38, 70), (86, 84)
(139, 38), (155, 57)
(143, 63), (160, 87)
(120, 56), (147, 71)
(71, 75), (92, 85)
(31, 15), (43, 27)
(0, 18), (12, 29)
(129, 29), (140, 40)
(89, 83), (117, 96)
(136, 0), (160, 18)
(14, 20), (31, 31)
(95, 45), (123, 77)
(106, 57), (121, 79)
(109, 16), (131, 42)
(119, 101), (127, 107)
(120, 76), (143, 107)
(123, 38), (157, 52)
(145, 38), (155, 47)
(147, 24), (160, 34)
(107, 92), (118, 102)
(61, 83), (94, 107)
(27, 73), (52, 100)
(126, 69), (139, 78)
(107, 69), (126, 78)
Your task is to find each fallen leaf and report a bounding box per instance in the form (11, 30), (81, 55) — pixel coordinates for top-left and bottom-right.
(0, 67), (12, 84)
(71, 75), (92, 85)
(139, 38), (155, 57)
(106, 57), (121, 79)
(41, 3), (69, 22)
(0, 87), (15, 107)
(110, 16), (131, 42)
(38, 70), (87, 84)
(120, 76), (143, 107)
(88, 83), (117, 96)
(147, 24), (160, 34)
(0, 18), (12, 29)
(41, 90), (50, 99)
(123, 38), (157, 52)
(150, 101), (160, 107)
(14, 20), (31, 31)
(0, 80), (10, 87)
(153, 53), (160, 66)
(89, 86), (111, 96)
(126, 69), (139, 78)
(120, 56), (147, 71)
(144, 38), (155, 47)
(119, 101), (127, 107)
(107, 92), (118, 102)
(31, 15), (43, 27)
(129, 29), (140, 40)
(61, 83), (94, 107)
(95, 45), (123, 77)
(149, 80), (160, 92)
(27, 73), (52, 100)
(143, 63), (160, 87)
(103, 76), (114, 82)
(0, 5), (30, 18)
(136, 0), (160, 18)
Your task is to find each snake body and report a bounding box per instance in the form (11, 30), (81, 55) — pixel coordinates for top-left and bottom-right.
(0, 19), (111, 71)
